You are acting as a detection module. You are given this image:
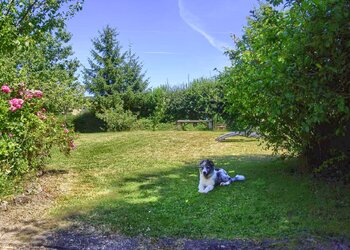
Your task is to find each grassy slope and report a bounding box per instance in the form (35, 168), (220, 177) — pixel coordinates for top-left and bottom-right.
(47, 131), (350, 239)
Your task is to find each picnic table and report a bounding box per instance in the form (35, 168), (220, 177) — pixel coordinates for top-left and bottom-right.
(176, 119), (213, 130)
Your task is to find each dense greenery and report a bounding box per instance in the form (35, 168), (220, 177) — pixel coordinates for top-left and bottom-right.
(82, 25), (228, 132)
(83, 26), (150, 131)
(76, 76), (226, 132)
(221, 0), (350, 180)
(0, 83), (75, 194)
(162, 78), (225, 122)
(0, 0), (83, 190)
(0, 0), (85, 114)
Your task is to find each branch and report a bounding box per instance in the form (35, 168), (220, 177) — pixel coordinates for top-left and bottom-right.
(16, 0), (41, 26)
(4, 0), (14, 16)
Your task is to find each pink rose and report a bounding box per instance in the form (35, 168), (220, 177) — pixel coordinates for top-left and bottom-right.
(33, 90), (43, 98)
(1, 85), (11, 94)
(9, 98), (24, 112)
(69, 140), (76, 150)
(24, 90), (34, 99)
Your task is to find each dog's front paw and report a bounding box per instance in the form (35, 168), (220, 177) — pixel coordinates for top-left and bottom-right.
(220, 181), (231, 186)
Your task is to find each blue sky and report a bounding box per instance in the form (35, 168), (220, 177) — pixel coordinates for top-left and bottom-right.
(66, 0), (258, 88)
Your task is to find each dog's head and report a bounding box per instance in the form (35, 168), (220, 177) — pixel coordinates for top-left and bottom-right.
(199, 159), (215, 178)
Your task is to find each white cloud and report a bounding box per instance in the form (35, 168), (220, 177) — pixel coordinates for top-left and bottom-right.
(178, 0), (230, 52)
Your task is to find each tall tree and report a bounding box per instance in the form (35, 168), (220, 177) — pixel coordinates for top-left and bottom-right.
(122, 48), (149, 93)
(84, 25), (125, 96)
(84, 26), (149, 99)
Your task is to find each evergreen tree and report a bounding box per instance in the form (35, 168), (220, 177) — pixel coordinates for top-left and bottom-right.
(84, 25), (125, 96)
(84, 26), (149, 98)
(122, 48), (149, 93)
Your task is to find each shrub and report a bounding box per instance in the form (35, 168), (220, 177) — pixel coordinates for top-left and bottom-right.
(131, 118), (154, 131)
(222, 1), (350, 180)
(155, 123), (176, 131)
(0, 82), (75, 178)
(96, 107), (137, 132)
(72, 111), (106, 133)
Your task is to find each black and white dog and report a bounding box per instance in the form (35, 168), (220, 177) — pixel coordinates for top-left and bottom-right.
(198, 159), (245, 193)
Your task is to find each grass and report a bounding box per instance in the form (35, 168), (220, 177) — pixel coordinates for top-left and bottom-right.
(46, 131), (350, 240)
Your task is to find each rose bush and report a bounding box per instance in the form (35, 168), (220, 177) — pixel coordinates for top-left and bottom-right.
(0, 82), (75, 178)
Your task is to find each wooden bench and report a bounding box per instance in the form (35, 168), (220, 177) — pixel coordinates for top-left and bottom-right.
(216, 124), (227, 130)
(176, 119), (213, 130)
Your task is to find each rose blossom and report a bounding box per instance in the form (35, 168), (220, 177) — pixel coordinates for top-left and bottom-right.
(33, 90), (43, 98)
(24, 90), (34, 99)
(1, 85), (11, 94)
(69, 140), (76, 150)
(9, 98), (24, 112)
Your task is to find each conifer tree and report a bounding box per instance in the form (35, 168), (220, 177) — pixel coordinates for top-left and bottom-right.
(84, 26), (149, 98)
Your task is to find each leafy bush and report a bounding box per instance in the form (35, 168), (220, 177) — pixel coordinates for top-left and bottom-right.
(72, 111), (106, 133)
(96, 107), (137, 132)
(222, 0), (350, 180)
(162, 78), (224, 122)
(131, 118), (154, 131)
(154, 123), (176, 131)
(0, 82), (75, 178)
(0, 0), (85, 115)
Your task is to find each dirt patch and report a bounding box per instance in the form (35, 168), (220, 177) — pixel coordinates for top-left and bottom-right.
(0, 169), (74, 249)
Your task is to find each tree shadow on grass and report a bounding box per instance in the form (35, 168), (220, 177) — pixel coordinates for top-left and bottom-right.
(13, 155), (350, 249)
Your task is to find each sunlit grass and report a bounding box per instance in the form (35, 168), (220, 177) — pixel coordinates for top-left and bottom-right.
(47, 131), (350, 239)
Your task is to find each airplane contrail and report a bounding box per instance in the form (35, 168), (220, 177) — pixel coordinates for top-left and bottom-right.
(178, 0), (230, 52)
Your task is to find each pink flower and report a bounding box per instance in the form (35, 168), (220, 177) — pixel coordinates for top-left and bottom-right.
(1, 85), (11, 94)
(69, 140), (76, 150)
(36, 111), (46, 120)
(33, 90), (43, 98)
(64, 128), (69, 133)
(42, 108), (46, 112)
(9, 98), (24, 112)
(24, 90), (34, 99)
(8, 133), (13, 138)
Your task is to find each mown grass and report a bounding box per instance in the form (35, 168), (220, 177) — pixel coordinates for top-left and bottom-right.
(47, 131), (350, 239)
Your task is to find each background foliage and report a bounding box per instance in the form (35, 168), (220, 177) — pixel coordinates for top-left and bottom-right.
(0, 0), (83, 193)
(0, 0), (85, 114)
(221, 0), (350, 180)
(0, 83), (75, 194)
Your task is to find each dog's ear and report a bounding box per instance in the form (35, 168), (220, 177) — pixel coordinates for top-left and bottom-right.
(207, 159), (215, 167)
(199, 160), (205, 166)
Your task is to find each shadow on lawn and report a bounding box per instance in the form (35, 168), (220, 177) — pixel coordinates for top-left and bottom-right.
(53, 154), (296, 237)
(32, 154), (350, 248)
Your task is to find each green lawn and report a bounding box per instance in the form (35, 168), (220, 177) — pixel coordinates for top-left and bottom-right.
(47, 131), (350, 239)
